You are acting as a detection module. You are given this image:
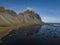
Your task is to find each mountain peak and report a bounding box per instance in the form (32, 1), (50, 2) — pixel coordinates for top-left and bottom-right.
(24, 7), (34, 14)
(26, 7), (34, 11)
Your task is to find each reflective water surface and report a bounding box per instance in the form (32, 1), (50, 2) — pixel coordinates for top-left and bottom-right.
(1, 23), (60, 45)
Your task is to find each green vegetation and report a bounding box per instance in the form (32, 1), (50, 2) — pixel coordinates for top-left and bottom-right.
(5, 9), (17, 16)
(0, 24), (11, 27)
(0, 7), (17, 16)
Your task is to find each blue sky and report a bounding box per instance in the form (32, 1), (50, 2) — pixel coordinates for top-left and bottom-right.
(0, 0), (60, 23)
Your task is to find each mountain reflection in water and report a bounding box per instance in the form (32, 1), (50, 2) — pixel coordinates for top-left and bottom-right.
(1, 25), (41, 45)
(1, 23), (60, 45)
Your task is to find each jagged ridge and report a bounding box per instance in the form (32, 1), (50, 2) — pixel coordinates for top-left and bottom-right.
(0, 7), (43, 26)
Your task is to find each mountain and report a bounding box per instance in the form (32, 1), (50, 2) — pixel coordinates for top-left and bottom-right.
(0, 7), (43, 40)
(18, 9), (43, 25)
(0, 7), (43, 26)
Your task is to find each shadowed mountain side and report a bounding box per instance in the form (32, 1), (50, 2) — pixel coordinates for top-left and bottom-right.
(0, 7), (43, 42)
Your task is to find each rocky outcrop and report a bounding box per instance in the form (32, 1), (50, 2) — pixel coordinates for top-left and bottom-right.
(18, 9), (42, 25)
(0, 7), (43, 26)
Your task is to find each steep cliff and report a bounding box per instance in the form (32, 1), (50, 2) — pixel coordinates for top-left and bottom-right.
(0, 7), (43, 27)
(18, 9), (42, 25)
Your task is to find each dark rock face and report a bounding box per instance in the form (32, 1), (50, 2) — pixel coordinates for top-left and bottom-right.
(18, 9), (43, 25)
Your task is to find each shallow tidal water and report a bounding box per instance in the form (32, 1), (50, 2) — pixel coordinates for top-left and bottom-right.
(1, 23), (60, 45)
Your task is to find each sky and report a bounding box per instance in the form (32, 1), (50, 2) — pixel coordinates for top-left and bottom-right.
(0, 0), (60, 23)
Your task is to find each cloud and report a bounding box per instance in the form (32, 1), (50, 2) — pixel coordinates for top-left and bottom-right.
(26, 7), (32, 10)
(41, 16), (60, 23)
